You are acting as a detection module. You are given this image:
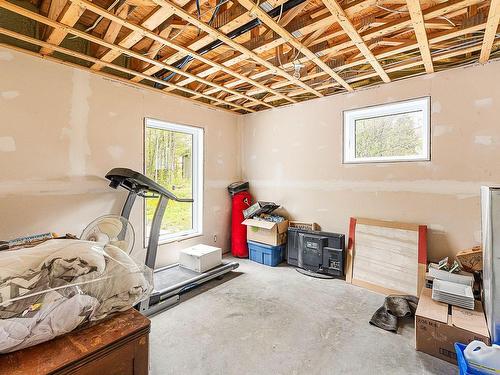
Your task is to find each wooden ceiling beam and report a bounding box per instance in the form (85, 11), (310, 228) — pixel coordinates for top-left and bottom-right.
(39, 1), (85, 55)
(0, 29), (252, 113)
(238, 0), (354, 91)
(173, 0), (377, 94)
(66, 0), (294, 103)
(43, 0), (66, 39)
(322, 0), (391, 82)
(92, 3), (130, 69)
(406, 0), (434, 73)
(479, 0), (500, 63)
(277, 1), (308, 27)
(0, 1), (271, 109)
(90, 5), (183, 71)
(264, 33), (499, 102)
(321, 0), (390, 83)
(273, 0), (483, 77)
(241, 22), (488, 104)
(150, 0), (324, 97)
(155, 0), (286, 91)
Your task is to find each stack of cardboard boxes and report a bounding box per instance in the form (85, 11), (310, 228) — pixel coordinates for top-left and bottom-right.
(415, 287), (490, 365)
(242, 202), (288, 266)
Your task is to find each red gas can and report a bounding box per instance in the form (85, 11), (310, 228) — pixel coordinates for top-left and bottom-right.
(231, 191), (252, 257)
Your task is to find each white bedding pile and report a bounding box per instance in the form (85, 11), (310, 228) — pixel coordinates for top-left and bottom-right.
(0, 239), (151, 353)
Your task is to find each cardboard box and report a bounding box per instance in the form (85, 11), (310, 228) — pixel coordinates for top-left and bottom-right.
(456, 246), (482, 272)
(179, 244), (222, 273)
(289, 221), (320, 231)
(415, 288), (490, 364)
(242, 219), (289, 246)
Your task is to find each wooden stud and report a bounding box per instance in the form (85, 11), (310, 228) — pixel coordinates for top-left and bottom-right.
(479, 0), (500, 63)
(39, 2), (85, 55)
(406, 0), (434, 73)
(150, 0), (287, 89)
(91, 6), (182, 71)
(43, 0), (66, 39)
(92, 3), (131, 69)
(260, 34), (500, 102)
(131, 26), (173, 77)
(173, 0), (379, 95)
(321, 0), (390, 83)
(238, 0), (354, 91)
(150, 0), (324, 97)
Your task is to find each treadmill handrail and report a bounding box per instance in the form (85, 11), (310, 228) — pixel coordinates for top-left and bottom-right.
(105, 168), (194, 203)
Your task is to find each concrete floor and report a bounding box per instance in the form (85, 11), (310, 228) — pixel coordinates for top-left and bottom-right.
(150, 258), (457, 375)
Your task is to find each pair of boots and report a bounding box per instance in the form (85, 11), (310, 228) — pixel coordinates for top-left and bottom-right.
(370, 295), (419, 332)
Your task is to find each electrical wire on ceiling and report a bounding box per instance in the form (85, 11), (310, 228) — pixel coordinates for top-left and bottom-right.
(68, 0), (121, 39)
(154, 0), (309, 86)
(375, 4), (456, 27)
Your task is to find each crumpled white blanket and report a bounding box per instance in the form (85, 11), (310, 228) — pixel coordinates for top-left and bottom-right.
(0, 239), (151, 353)
(0, 292), (100, 353)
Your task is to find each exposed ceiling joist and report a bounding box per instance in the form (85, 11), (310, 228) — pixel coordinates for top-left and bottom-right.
(92, 3), (131, 69)
(150, 0), (324, 97)
(479, 0), (500, 63)
(39, 1), (85, 54)
(0, 0), (497, 113)
(0, 1), (269, 110)
(406, 0), (434, 73)
(238, 0), (354, 91)
(67, 0), (295, 104)
(158, 1), (289, 89)
(91, 6), (179, 71)
(173, 0), (382, 98)
(321, 0), (391, 83)
(259, 22), (495, 100)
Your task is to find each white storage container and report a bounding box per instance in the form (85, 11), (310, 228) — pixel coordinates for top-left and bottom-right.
(179, 244), (222, 273)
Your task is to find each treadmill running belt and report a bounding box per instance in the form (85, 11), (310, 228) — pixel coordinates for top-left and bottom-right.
(154, 266), (200, 291)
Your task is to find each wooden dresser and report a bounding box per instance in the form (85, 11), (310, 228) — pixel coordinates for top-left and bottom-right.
(0, 308), (150, 375)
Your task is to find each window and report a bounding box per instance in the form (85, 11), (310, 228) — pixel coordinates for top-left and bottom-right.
(144, 118), (203, 243)
(343, 97), (430, 163)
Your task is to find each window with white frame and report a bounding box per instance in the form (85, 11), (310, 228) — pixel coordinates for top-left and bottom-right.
(144, 118), (203, 243)
(343, 97), (430, 164)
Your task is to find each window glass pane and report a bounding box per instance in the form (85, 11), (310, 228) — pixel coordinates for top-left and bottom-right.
(354, 110), (424, 159)
(145, 126), (193, 236)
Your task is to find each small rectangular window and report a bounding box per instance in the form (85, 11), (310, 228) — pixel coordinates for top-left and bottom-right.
(343, 97), (430, 164)
(144, 118), (203, 243)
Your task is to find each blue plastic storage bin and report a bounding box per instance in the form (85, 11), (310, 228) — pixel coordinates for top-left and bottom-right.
(455, 343), (490, 375)
(248, 241), (284, 267)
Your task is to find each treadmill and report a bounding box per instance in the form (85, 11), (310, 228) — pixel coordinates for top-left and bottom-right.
(105, 168), (239, 316)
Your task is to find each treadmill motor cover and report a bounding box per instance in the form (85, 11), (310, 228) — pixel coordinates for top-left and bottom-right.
(287, 228), (345, 277)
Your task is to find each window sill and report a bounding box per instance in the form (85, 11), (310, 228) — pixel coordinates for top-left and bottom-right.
(343, 158), (431, 164)
(147, 232), (203, 247)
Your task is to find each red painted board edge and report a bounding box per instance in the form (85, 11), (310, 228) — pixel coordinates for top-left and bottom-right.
(418, 225), (427, 265)
(348, 217), (357, 251)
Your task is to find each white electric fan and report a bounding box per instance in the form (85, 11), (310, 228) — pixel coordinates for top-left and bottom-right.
(81, 215), (135, 255)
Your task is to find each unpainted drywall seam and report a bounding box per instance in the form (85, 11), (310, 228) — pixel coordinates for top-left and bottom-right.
(61, 69), (91, 176)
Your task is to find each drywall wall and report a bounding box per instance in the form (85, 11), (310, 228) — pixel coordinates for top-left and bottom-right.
(0, 47), (240, 267)
(241, 61), (500, 261)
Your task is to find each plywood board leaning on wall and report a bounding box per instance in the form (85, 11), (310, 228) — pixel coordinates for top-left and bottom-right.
(346, 218), (427, 297)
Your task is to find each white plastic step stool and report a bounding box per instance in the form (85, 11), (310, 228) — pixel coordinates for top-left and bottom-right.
(179, 244), (222, 273)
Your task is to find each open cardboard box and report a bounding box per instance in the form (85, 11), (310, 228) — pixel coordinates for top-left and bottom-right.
(415, 287), (490, 365)
(242, 219), (289, 246)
